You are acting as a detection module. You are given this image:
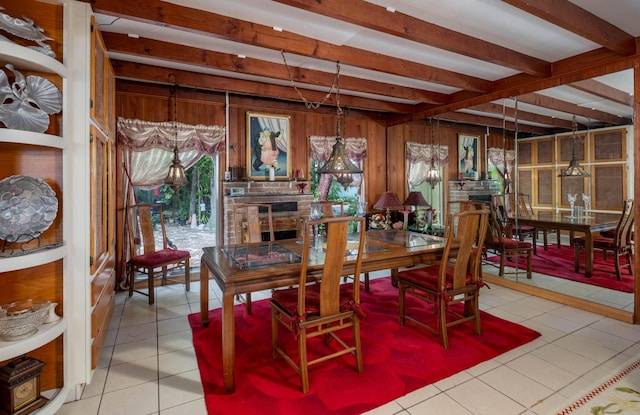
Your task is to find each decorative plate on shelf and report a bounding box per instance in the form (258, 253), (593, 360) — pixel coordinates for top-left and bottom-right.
(0, 175), (58, 243)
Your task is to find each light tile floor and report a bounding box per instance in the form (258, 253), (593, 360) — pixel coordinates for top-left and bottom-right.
(58, 268), (640, 415)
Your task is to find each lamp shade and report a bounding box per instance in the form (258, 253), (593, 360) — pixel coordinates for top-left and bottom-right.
(403, 191), (430, 209)
(373, 192), (403, 210)
(317, 136), (363, 189)
(165, 146), (188, 193)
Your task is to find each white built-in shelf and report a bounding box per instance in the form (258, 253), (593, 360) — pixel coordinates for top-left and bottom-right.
(39, 386), (70, 415)
(0, 317), (66, 362)
(0, 129), (64, 149)
(0, 245), (66, 273)
(0, 42), (66, 77)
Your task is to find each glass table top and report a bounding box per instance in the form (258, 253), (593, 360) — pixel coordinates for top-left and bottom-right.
(223, 243), (301, 270)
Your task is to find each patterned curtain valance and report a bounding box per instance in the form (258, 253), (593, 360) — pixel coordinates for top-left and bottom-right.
(405, 141), (449, 164)
(309, 136), (367, 162)
(116, 117), (226, 156)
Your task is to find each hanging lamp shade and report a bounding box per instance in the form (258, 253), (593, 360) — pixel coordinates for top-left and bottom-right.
(425, 159), (441, 189)
(165, 145), (188, 193)
(558, 116), (590, 177)
(317, 135), (363, 189)
(165, 87), (188, 193)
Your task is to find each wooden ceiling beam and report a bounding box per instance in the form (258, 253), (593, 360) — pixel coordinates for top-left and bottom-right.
(111, 60), (414, 113)
(518, 93), (632, 125)
(90, 0), (492, 93)
(501, 0), (636, 56)
(274, 0), (550, 77)
(569, 79), (633, 107)
(389, 48), (636, 126)
(102, 32), (447, 104)
(466, 102), (574, 129)
(436, 111), (549, 135)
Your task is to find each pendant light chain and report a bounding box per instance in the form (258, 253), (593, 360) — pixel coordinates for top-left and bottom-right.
(281, 50), (340, 110)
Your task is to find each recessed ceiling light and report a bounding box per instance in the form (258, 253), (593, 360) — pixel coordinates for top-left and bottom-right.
(128, 33), (139, 39)
(273, 26), (283, 32)
(386, 6), (396, 12)
(237, 54), (246, 59)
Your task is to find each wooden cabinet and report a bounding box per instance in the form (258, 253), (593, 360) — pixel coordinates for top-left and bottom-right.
(0, 1), (69, 413)
(89, 22), (116, 370)
(517, 126), (630, 212)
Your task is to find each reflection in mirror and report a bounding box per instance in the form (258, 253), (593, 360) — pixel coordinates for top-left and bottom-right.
(484, 69), (634, 313)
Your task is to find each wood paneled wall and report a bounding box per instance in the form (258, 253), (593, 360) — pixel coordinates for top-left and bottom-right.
(116, 80), (514, 208)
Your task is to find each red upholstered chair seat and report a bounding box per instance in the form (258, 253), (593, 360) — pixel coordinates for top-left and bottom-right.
(130, 248), (190, 267)
(397, 265), (474, 292)
(271, 283), (361, 319)
(493, 238), (532, 249)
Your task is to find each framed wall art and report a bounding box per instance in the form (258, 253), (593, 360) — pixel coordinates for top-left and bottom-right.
(246, 112), (291, 180)
(458, 134), (479, 179)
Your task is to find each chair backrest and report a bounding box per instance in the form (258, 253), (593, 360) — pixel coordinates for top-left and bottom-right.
(127, 203), (167, 256)
(439, 210), (485, 291)
(504, 193), (533, 217)
(234, 203), (274, 243)
(456, 203), (490, 282)
(614, 199), (634, 247)
(317, 201), (347, 218)
(298, 216), (366, 317)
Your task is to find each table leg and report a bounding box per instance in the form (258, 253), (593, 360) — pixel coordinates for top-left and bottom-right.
(222, 291), (236, 393)
(391, 268), (398, 287)
(200, 263), (210, 326)
(585, 232), (594, 278)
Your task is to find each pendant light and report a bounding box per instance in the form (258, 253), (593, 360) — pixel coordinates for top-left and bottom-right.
(558, 115), (590, 177)
(165, 85), (187, 193)
(425, 118), (442, 189)
(316, 61), (363, 189)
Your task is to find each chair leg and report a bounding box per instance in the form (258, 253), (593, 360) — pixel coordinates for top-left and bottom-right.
(526, 251), (532, 279)
(128, 264), (134, 298)
(614, 253), (622, 280)
(364, 272), (370, 293)
(437, 297), (449, 349)
(271, 307), (279, 358)
(626, 251), (634, 276)
(574, 245), (581, 273)
(245, 293), (252, 315)
(185, 259), (190, 292)
(398, 283), (405, 324)
(299, 329), (309, 393)
(472, 295), (481, 336)
(353, 318), (363, 372)
(499, 253), (506, 277)
(148, 270), (155, 305)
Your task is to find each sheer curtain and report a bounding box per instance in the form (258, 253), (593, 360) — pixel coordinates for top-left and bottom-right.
(405, 141), (449, 187)
(116, 117), (226, 287)
(309, 135), (367, 200)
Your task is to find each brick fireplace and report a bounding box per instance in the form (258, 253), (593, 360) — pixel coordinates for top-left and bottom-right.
(223, 180), (314, 245)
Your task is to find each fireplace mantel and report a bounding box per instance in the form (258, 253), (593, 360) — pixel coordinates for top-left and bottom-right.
(222, 181), (314, 245)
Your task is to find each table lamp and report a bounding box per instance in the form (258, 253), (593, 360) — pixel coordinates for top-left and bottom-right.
(402, 191), (431, 230)
(373, 192), (403, 229)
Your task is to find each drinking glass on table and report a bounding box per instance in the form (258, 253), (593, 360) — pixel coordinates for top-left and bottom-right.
(309, 203), (323, 250)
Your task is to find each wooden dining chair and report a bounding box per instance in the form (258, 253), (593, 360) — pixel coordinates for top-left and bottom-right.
(234, 203), (275, 243)
(503, 193), (539, 254)
(397, 209), (488, 349)
(270, 216), (366, 393)
(484, 202), (532, 279)
(573, 199), (634, 280)
(234, 203), (275, 312)
(127, 203), (191, 305)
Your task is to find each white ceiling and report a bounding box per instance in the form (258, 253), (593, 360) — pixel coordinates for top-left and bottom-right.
(94, 0), (639, 133)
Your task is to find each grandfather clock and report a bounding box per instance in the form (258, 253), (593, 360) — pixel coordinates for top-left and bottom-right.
(0, 356), (47, 415)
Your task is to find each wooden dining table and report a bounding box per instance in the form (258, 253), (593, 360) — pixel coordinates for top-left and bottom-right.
(198, 230), (448, 393)
(507, 211), (620, 278)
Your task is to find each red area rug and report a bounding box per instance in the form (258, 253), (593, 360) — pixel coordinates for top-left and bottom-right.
(485, 244), (634, 293)
(188, 277), (541, 415)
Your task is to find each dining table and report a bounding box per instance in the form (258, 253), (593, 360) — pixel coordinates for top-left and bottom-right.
(198, 230), (448, 393)
(507, 211), (620, 278)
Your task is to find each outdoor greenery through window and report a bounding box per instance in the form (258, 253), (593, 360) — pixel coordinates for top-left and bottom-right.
(134, 155), (217, 266)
